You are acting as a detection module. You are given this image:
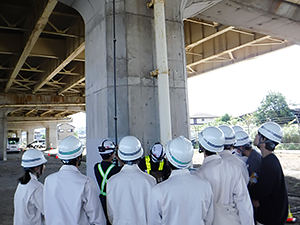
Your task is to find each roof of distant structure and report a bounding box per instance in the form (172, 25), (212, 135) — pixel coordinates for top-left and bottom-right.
(57, 123), (76, 128)
(190, 112), (219, 118)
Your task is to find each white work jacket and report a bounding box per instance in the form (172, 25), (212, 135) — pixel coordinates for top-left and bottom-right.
(14, 173), (45, 225)
(219, 150), (249, 185)
(107, 164), (156, 225)
(148, 169), (214, 225)
(194, 154), (254, 225)
(44, 165), (106, 225)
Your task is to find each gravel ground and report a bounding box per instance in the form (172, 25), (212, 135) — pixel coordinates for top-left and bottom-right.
(1, 150), (299, 225)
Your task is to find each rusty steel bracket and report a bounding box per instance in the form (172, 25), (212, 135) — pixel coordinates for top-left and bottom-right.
(150, 69), (159, 77)
(147, 0), (155, 8)
(150, 69), (170, 77)
(147, 0), (166, 8)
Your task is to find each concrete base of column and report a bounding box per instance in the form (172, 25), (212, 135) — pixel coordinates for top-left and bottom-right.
(0, 110), (8, 161)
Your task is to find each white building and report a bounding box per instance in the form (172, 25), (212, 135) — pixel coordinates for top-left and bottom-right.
(190, 113), (219, 125)
(57, 123), (75, 142)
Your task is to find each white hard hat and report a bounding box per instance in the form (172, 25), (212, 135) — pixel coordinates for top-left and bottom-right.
(21, 149), (47, 168)
(218, 125), (235, 145)
(234, 130), (252, 147)
(198, 126), (225, 152)
(58, 136), (83, 160)
(165, 136), (194, 169)
(258, 122), (282, 143)
(150, 142), (165, 163)
(118, 136), (143, 161)
(232, 125), (244, 133)
(98, 139), (116, 155)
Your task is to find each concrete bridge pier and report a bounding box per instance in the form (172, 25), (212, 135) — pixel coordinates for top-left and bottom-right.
(0, 109), (8, 161)
(45, 124), (58, 150)
(59, 0), (190, 178)
(16, 131), (22, 140)
(26, 129), (35, 146)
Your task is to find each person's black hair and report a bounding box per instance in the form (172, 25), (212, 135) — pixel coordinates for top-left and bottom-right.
(62, 155), (82, 166)
(244, 143), (252, 151)
(224, 144), (233, 150)
(259, 132), (278, 151)
(18, 165), (44, 184)
(205, 149), (217, 156)
(18, 170), (31, 184)
(101, 153), (114, 160)
(122, 158), (141, 165)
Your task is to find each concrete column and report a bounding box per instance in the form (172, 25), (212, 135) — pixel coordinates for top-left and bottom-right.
(0, 109), (8, 161)
(58, 0), (190, 178)
(17, 130), (22, 138)
(27, 129), (35, 145)
(46, 123), (58, 149)
(17, 130), (22, 148)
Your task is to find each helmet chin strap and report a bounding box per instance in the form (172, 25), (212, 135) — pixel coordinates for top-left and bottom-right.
(257, 134), (275, 150)
(237, 146), (244, 154)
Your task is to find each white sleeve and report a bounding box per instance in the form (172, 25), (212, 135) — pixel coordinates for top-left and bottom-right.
(147, 186), (162, 225)
(233, 174), (255, 225)
(32, 185), (44, 215)
(203, 185), (214, 225)
(83, 178), (107, 225)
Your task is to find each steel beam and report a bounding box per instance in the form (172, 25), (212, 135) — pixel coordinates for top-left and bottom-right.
(5, 0), (57, 92)
(0, 103), (85, 108)
(58, 76), (85, 95)
(33, 42), (85, 93)
(185, 26), (235, 51)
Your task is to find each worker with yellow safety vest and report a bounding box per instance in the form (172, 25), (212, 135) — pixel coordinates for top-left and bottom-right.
(138, 142), (171, 183)
(94, 140), (121, 225)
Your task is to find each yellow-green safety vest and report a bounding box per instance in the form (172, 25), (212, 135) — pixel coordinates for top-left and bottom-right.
(145, 155), (164, 174)
(98, 164), (115, 196)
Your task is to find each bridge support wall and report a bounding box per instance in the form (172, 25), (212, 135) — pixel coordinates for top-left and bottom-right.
(0, 109), (8, 161)
(59, 0), (190, 178)
(46, 124), (58, 150)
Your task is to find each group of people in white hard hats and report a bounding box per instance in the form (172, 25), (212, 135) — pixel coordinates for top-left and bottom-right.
(13, 121), (288, 225)
(14, 135), (106, 225)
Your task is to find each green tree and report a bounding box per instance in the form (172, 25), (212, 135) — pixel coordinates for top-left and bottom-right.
(254, 91), (294, 125)
(220, 113), (231, 123)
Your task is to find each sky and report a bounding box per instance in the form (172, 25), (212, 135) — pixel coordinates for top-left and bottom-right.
(70, 44), (300, 127)
(188, 44), (300, 117)
(69, 112), (86, 128)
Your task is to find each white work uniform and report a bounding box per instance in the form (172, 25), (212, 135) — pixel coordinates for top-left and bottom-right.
(107, 164), (156, 225)
(14, 173), (45, 225)
(194, 154), (254, 225)
(148, 169), (214, 225)
(219, 150), (249, 185)
(44, 165), (106, 225)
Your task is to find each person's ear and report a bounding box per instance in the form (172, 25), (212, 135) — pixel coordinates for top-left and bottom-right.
(34, 166), (39, 172)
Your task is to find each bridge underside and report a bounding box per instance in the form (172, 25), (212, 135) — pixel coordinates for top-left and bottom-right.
(184, 18), (293, 77)
(0, 0), (295, 122)
(184, 0), (300, 75)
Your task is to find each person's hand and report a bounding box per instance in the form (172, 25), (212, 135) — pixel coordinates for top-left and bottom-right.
(250, 172), (258, 184)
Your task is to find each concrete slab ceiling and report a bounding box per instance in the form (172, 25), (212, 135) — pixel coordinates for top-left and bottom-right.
(0, 0), (298, 121)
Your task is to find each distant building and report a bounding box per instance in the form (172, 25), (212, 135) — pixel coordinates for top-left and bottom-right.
(190, 112), (219, 125)
(292, 108), (300, 121)
(58, 123), (75, 141)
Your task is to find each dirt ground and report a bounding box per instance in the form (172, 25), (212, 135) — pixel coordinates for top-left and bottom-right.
(1, 151), (300, 225)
